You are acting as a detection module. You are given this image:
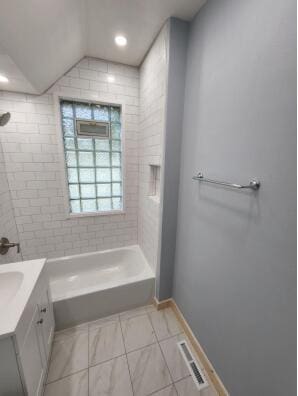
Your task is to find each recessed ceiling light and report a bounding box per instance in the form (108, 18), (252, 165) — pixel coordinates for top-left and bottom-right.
(107, 75), (115, 83)
(115, 35), (127, 47)
(0, 74), (9, 83)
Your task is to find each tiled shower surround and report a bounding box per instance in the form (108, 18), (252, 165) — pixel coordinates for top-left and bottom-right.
(0, 140), (19, 264)
(138, 25), (168, 271)
(0, 58), (139, 260)
(0, 26), (168, 266)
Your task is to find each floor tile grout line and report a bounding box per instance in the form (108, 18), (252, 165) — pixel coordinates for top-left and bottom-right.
(54, 316), (121, 341)
(173, 381), (180, 396)
(88, 350), (126, 369)
(156, 331), (185, 343)
(124, 332), (185, 356)
(49, 331), (126, 386)
(54, 324), (184, 346)
(46, 329), (89, 385)
(155, 331), (174, 384)
(88, 314), (120, 332)
(147, 383), (176, 396)
(120, 312), (150, 324)
(88, 315), (125, 369)
(121, 311), (158, 354)
(146, 310), (176, 394)
(119, 313), (135, 396)
(127, 339), (158, 354)
(147, 307), (185, 343)
(149, 307), (194, 393)
(124, 310), (173, 396)
(124, 354), (135, 396)
(119, 307), (156, 321)
(45, 367), (88, 386)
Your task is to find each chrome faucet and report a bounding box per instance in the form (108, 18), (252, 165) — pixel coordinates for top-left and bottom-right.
(0, 237), (20, 255)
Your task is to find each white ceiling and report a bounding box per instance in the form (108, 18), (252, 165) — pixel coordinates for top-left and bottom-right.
(85, 0), (205, 65)
(0, 0), (205, 94)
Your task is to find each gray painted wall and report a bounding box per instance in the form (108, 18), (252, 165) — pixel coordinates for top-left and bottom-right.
(157, 18), (189, 300)
(173, 0), (296, 395)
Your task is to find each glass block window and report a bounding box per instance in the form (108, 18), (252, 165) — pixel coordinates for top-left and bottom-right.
(60, 100), (123, 214)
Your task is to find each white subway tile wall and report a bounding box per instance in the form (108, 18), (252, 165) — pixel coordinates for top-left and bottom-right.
(0, 57), (139, 260)
(138, 25), (168, 271)
(0, 141), (20, 264)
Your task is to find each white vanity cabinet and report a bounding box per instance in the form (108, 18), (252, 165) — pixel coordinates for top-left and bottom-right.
(18, 307), (46, 396)
(38, 289), (55, 362)
(0, 259), (55, 396)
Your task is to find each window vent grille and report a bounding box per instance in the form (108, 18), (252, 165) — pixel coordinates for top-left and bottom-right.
(76, 120), (110, 138)
(177, 340), (209, 391)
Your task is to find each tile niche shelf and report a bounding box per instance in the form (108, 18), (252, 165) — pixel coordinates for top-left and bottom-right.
(148, 164), (161, 203)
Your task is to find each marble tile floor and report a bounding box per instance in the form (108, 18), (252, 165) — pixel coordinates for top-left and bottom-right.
(44, 305), (218, 396)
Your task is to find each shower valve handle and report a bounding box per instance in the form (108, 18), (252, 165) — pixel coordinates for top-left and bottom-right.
(0, 237), (20, 255)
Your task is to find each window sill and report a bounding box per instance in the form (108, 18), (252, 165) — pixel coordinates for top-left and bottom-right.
(67, 210), (125, 219)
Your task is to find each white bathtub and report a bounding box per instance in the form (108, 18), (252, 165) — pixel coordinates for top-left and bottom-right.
(46, 245), (155, 329)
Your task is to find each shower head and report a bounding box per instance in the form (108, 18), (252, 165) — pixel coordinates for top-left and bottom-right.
(0, 112), (10, 126)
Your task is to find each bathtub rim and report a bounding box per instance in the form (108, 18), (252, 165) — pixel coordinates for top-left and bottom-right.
(46, 244), (146, 265)
(46, 244), (155, 303)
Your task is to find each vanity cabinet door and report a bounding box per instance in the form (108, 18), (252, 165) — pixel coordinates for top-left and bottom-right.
(19, 307), (45, 396)
(39, 288), (55, 362)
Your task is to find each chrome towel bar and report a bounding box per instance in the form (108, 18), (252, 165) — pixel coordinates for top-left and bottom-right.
(192, 172), (260, 191)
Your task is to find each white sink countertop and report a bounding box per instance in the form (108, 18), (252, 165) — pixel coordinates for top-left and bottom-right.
(0, 259), (46, 339)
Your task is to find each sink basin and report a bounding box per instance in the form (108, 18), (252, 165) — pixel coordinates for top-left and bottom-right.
(0, 271), (23, 310)
(0, 259), (46, 338)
